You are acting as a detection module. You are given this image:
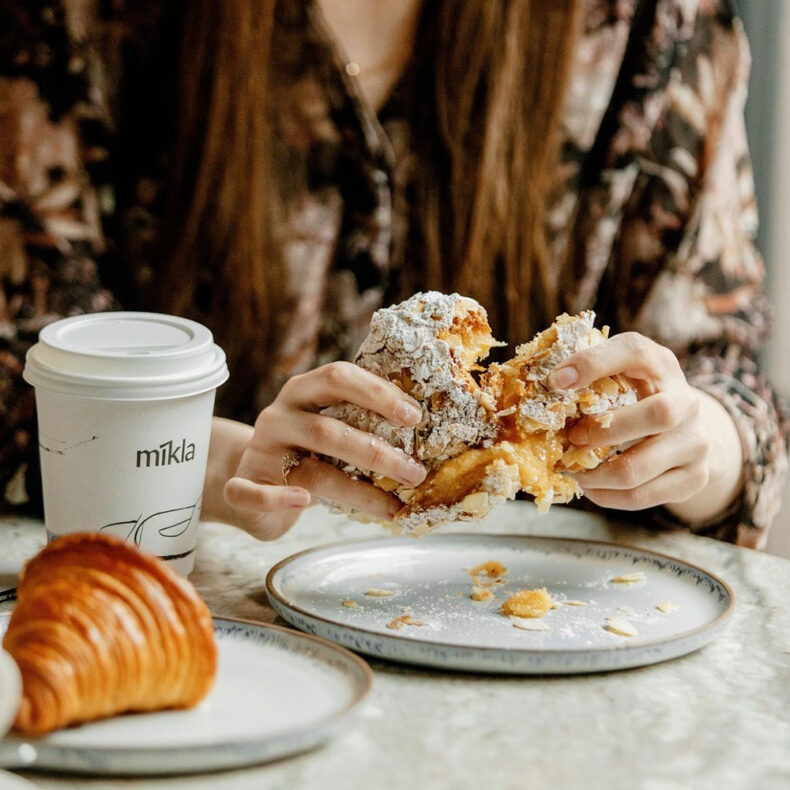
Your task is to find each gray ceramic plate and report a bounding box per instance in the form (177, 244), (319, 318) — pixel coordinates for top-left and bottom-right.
(0, 616), (371, 775)
(266, 534), (733, 674)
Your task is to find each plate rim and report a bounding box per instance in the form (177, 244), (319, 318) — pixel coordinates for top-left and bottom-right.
(0, 614), (373, 760)
(265, 533), (735, 655)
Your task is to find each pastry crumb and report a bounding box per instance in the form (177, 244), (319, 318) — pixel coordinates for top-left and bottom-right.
(387, 615), (428, 630)
(365, 588), (396, 597)
(656, 600), (679, 613)
(470, 586), (494, 602)
(500, 588), (554, 618)
(341, 600), (359, 608)
(604, 616), (638, 637)
(610, 572), (646, 584)
(469, 561), (508, 578)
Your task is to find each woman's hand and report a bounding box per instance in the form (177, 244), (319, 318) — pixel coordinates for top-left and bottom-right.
(219, 362), (426, 540)
(549, 332), (744, 523)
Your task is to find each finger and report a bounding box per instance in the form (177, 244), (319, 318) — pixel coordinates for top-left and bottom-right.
(548, 333), (682, 391)
(287, 456), (403, 520)
(581, 463), (709, 511)
(571, 431), (706, 491)
(567, 390), (696, 448)
(281, 361), (422, 426)
(223, 479), (311, 541)
(224, 478), (312, 512)
(276, 413), (427, 487)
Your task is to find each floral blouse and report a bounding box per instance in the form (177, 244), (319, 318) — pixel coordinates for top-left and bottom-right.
(0, 0), (787, 548)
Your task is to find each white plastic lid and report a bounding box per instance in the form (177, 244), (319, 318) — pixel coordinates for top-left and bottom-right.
(23, 312), (229, 400)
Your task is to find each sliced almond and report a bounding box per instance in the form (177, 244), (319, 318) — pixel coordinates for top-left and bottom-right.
(604, 617), (638, 637)
(656, 600), (679, 613)
(617, 605), (635, 614)
(512, 619), (550, 632)
(341, 600), (359, 608)
(610, 572), (646, 584)
(459, 491), (489, 515)
(561, 600), (589, 607)
(365, 588), (396, 597)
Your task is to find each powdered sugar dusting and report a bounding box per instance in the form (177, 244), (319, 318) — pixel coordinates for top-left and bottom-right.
(323, 292), (499, 467)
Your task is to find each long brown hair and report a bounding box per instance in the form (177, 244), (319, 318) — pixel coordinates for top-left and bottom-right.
(160, 0), (580, 415)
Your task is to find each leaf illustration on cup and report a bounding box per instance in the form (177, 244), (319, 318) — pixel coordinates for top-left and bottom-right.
(99, 499), (200, 547)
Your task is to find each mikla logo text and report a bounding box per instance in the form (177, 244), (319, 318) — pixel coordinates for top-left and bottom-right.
(136, 439), (196, 468)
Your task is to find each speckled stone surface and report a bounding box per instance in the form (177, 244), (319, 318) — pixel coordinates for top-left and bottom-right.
(2, 503), (789, 790)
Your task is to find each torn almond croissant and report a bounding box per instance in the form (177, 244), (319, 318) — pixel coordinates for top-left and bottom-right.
(326, 292), (637, 535)
(2, 533), (216, 735)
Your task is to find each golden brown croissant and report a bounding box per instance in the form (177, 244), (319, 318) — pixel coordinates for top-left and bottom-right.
(2, 533), (216, 735)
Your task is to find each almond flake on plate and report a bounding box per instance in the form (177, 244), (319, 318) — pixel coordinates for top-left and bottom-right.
(617, 605), (635, 614)
(341, 600), (359, 608)
(365, 588), (396, 597)
(610, 572), (646, 584)
(604, 617), (638, 637)
(561, 600), (588, 607)
(656, 600), (680, 613)
(511, 618), (551, 632)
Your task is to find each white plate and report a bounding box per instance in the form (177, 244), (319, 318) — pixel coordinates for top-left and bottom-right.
(0, 616), (371, 775)
(0, 650), (21, 738)
(0, 770), (38, 789)
(266, 534), (733, 674)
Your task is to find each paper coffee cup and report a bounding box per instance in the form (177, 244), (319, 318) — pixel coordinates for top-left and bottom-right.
(23, 312), (229, 575)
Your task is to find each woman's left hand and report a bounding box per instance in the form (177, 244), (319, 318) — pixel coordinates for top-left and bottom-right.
(548, 332), (743, 523)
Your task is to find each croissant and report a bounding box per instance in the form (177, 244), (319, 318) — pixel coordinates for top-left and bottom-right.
(2, 532), (216, 735)
(324, 293), (637, 534)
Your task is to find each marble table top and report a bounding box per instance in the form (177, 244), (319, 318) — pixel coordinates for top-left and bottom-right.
(2, 503), (789, 790)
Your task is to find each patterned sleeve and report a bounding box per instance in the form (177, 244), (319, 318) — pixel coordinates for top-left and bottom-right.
(603, 1), (789, 548)
(0, 2), (119, 512)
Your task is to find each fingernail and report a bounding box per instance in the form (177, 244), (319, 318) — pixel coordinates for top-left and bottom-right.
(399, 458), (427, 487)
(286, 489), (311, 508)
(395, 400), (422, 426)
(550, 366), (578, 390)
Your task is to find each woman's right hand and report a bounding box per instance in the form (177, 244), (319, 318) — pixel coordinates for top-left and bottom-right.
(223, 361), (426, 540)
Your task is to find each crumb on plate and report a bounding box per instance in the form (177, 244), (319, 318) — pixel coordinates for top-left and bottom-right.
(365, 588), (396, 597)
(387, 615), (428, 630)
(500, 588), (554, 618)
(468, 561), (508, 578)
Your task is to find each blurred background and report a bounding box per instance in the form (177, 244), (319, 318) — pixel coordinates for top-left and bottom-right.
(739, 2), (790, 558)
